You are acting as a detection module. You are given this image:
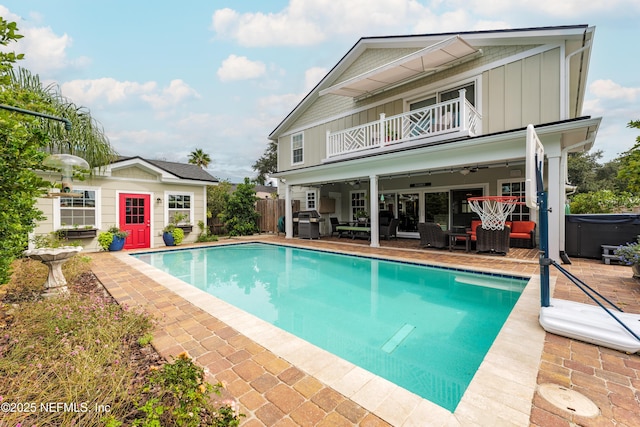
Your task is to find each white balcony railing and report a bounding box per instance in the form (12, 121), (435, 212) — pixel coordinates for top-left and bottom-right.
(326, 89), (481, 158)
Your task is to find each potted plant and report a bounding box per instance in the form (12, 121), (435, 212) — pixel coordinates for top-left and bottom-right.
(98, 226), (129, 251)
(171, 212), (193, 233)
(163, 224), (185, 246)
(614, 239), (640, 278)
(354, 209), (369, 223)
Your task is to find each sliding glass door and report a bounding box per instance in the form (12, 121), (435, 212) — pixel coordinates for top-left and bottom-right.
(424, 192), (450, 230)
(398, 193), (419, 232)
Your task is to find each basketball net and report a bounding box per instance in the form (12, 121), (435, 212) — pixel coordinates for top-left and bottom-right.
(467, 196), (520, 230)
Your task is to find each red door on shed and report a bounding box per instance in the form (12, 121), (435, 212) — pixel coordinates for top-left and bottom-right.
(119, 193), (150, 249)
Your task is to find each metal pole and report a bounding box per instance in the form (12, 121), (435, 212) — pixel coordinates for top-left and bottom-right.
(537, 153), (550, 307)
(0, 104), (72, 130)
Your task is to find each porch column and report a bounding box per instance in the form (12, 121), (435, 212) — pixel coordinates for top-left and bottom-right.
(547, 153), (562, 262)
(284, 183), (293, 239)
(369, 174), (380, 248)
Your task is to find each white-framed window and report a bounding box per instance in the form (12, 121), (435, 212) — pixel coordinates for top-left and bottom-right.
(56, 187), (100, 228)
(166, 192), (194, 224)
(350, 191), (367, 220)
(306, 190), (317, 210)
(291, 132), (304, 165)
(499, 179), (530, 221)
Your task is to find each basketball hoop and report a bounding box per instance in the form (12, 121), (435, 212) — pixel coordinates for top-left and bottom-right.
(467, 196), (521, 230)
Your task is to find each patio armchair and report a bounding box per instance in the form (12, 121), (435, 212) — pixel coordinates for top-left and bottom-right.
(379, 210), (394, 226)
(380, 218), (399, 240)
(418, 222), (450, 249)
(475, 225), (511, 254)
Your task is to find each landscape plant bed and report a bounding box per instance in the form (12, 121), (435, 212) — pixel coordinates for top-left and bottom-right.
(0, 257), (242, 426)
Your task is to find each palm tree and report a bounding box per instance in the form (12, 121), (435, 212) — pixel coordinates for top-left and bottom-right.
(188, 148), (211, 169)
(9, 67), (118, 168)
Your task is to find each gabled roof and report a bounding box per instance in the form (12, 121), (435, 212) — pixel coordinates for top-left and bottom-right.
(111, 156), (218, 183)
(269, 24), (592, 140)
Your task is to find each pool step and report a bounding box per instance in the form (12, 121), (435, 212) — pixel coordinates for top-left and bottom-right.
(381, 323), (415, 353)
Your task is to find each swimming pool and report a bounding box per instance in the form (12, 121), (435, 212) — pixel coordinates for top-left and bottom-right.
(134, 243), (527, 411)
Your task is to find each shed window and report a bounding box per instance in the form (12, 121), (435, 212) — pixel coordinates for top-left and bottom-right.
(167, 193), (192, 224)
(59, 189), (97, 228)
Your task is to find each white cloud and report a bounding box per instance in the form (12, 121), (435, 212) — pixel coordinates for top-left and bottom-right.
(60, 78), (199, 111)
(211, 0), (640, 48)
(256, 93), (305, 119)
(60, 78), (157, 105)
(141, 79), (201, 109)
(584, 79), (640, 160)
(209, 1), (522, 47)
(211, 5), (325, 47)
(0, 6), (89, 74)
(304, 67), (327, 92)
(447, 0), (639, 18)
(589, 79), (640, 102)
(217, 55), (267, 82)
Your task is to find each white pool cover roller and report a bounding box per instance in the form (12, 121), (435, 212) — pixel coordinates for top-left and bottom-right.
(540, 299), (640, 353)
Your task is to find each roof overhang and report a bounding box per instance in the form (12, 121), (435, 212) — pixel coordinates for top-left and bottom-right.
(319, 35), (480, 98)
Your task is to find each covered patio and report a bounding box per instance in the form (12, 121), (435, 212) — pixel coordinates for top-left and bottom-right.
(277, 118), (601, 264)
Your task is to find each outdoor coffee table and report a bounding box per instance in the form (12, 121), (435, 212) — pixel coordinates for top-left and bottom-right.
(450, 232), (471, 252)
(336, 225), (371, 240)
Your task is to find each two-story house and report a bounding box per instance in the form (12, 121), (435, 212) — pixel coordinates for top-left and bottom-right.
(269, 25), (601, 261)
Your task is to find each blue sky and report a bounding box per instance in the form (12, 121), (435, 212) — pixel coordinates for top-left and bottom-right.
(1, 1), (639, 182)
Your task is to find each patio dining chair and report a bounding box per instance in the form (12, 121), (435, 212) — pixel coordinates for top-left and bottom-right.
(418, 222), (450, 249)
(380, 218), (399, 240)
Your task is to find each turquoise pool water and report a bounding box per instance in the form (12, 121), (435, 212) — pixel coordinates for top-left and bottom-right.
(134, 243), (526, 411)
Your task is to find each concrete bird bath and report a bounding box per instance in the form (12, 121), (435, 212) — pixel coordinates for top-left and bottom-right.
(23, 246), (83, 297)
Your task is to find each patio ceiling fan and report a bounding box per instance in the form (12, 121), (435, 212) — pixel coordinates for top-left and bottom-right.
(460, 165), (488, 175)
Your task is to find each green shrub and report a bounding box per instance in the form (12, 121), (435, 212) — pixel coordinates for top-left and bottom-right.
(569, 190), (640, 214)
(219, 178), (259, 237)
(135, 352), (243, 427)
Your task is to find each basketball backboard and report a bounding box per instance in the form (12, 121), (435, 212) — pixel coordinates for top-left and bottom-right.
(525, 124), (544, 210)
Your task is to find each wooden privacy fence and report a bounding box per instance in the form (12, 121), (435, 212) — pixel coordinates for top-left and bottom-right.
(256, 199), (299, 234)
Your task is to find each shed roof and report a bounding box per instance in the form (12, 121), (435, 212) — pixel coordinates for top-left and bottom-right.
(114, 156), (219, 183)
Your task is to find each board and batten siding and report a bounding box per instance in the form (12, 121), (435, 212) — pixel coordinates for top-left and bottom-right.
(483, 48), (561, 134)
(278, 45), (544, 171)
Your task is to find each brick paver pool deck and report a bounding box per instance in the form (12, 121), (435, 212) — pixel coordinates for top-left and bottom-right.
(90, 235), (640, 426)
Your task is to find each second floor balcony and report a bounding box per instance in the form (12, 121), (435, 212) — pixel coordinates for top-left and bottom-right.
(326, 89), (481, 159)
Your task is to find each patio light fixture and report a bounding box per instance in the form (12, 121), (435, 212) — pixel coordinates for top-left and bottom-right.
(0, 104), (87, 197)
(42, 154), (90, 194)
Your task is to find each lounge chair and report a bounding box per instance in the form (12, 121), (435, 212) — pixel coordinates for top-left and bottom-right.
(418, 222), (450, 249)
(329, 217), (348, 236)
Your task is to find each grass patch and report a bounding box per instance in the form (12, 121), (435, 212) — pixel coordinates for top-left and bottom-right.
(0, 257), (243, 426)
